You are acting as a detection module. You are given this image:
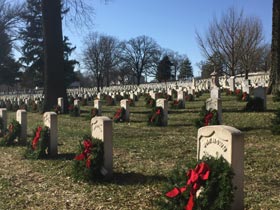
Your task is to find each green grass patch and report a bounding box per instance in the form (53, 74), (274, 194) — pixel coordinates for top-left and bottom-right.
(0, 93), (279, 209)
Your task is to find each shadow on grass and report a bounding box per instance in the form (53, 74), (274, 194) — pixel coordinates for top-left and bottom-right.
(112, 172), (166, 185)
(131, 111), (151, 114)
(48, 153), (76, 160)
(168, 110), (189, 114)
(223, 108), (276, 113)
(237, 126), (269, 132)
(168, 123), (194, 127)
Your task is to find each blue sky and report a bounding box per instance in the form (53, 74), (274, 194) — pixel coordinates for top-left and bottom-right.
(64, 0), (273, 77)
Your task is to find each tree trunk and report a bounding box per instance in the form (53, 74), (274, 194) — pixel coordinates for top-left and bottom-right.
(269, 0), (280, 94)
(42, 0), (68, 112)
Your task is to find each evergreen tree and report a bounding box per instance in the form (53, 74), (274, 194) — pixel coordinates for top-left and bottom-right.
(19, 0), (43, 88)
(178, 58), (193, 80)
(19, 0), (78, 89)
(156, 55), (172, 82)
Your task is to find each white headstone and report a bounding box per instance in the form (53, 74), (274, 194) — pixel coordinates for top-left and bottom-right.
(156, 99), (168, 126)
(242, 79), (250, 94)
(177, 90), (186, 108)
(206, 98), (222, 124)
(197, 125), (244, 210)
(229, 77), (235, 92)
(43, 112), (58, 157)
(210, 86), (221, 99)
(0, 108), (7, 132)
(120, 99), (130, 121)
(16, 109), (27, 141)
(57, 97), (64, 113)
(94, 99), (102, 116)
(91, 116), (113, 179)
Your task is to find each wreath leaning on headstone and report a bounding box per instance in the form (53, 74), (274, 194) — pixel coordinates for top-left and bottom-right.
(195, 106), (219, 128)
(72, 135), (104, 181)
(0, 120), (21, 146)
(156, 156), (235, 210)
(148, 106), (164, 126)
(113, 107), (126, 123)
(25, 125), (50, 159)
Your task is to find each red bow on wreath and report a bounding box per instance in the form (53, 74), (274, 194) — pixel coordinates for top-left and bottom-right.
(75, 139), (93, 168)
(150, 108), (161, 122)
(204, 112), (214, 126)
(166, 162), (210, 210)
(32, 126), (42, 150)
(114, 108), (122, 119)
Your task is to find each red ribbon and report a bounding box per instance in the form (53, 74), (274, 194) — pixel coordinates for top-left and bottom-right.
(8, 124), (14, 133)
(150, 108), (161, 122)
(114, 108), (122, 120)
(75, 139), (93, 168)
(166, 162), (210, 210)
(204, 112), (214, 126)
(32, 126), (42, 150)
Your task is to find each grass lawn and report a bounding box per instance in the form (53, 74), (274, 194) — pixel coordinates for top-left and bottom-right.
(0, 92), (280, 209)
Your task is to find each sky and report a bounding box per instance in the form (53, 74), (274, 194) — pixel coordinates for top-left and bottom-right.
(63, 0), (273, 77)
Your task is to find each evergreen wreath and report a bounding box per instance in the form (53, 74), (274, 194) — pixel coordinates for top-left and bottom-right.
(0, 120), (21, 146)
(113, 107), (126, 123)
(185, 94), (194, 102)
(244, 97), (264, 112)
(68, 104), (80, 117)
(90, 108), (99, 118)
(241, 92), (250, 102)
(128, 99), (135, 107)
(72, 135), (104, 181)
(235, 89), (243, 101)
(148, 106), (164, 126)
(25, 126), (50, 159)
(171, 100), (184, 109)
(157, 156), (234, 210)
(54, 105), (62, 114)
(145, 95), (156, 108)
(195, 106), (219, 128)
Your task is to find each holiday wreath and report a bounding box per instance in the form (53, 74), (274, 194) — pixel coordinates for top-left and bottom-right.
(157, 156), (234, 210)
(195, 106), (219, 128)
(148, 106), (164, 126)
(90, 108), (99, 118)
(113, 107), (126, 123)
(73, 135), (104, 181)
(68, 104), (80, 117)
(170, 100), (184, 109)
(25, 126), (50, 159)
(0, 120), (21, 146)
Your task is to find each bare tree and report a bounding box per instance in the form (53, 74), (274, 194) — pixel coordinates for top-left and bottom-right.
(120, 35), (161, 85)
(196, 7), (263, 77)
(239, 17), (264, 79)
(0, 0), (23, 40)
(0, 0), (23, 87)
(83, 33), (120, 91)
